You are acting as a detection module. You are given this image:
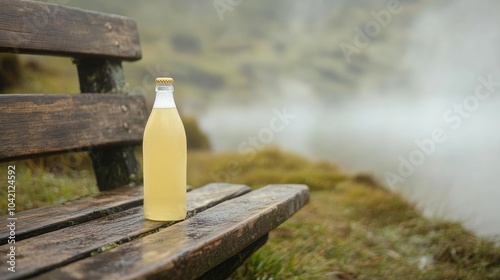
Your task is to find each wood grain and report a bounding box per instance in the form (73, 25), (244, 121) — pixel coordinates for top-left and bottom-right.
(0, 0), (141, 60)
(0, 183), (251, 280)
(0, 94), (147, 163)
(34, 184), (309, 280)
(0, 185), (143, 245)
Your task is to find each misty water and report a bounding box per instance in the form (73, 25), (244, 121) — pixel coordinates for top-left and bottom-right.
(198, 0), (500, 239)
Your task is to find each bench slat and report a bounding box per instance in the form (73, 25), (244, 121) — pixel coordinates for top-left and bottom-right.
(0, 0), (141, 60)
(0, 94), (147, 162)
(34, 184), (309, 280)
(0, 183), (251, 280)
(0, 185), (142, 245)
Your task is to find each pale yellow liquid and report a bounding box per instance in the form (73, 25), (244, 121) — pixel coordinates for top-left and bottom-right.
(143, 107), (187, 221)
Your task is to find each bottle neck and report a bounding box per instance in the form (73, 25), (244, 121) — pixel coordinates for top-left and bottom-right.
(153, 84), (176, 109)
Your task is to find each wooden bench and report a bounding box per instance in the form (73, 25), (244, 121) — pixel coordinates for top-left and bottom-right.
(0, 1), (309, 279)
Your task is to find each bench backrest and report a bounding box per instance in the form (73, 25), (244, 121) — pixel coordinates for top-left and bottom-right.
(0, 0), (147, 191)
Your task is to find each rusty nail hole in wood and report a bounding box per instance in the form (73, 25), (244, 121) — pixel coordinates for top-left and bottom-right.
(121, 105), (128, 113)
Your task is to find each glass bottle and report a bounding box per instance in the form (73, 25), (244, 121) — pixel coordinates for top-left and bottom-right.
(143, 77), (187, 221)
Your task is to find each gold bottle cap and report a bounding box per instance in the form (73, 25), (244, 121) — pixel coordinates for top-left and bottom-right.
(155, 77), (174, 84)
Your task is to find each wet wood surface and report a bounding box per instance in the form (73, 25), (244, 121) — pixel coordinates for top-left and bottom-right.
(0, 94), (147, 163)
(34, 184), (309, 280)
(0, 185), (143, 244)
(0, 183), (251, 280)
(0, 0), (141, 60)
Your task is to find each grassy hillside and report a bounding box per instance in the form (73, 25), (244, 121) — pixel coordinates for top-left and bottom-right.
(232, 180), (500, 279)
(1, 148), (499, 279)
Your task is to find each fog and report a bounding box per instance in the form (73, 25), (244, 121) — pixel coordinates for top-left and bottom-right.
(199, 0), (500, 239)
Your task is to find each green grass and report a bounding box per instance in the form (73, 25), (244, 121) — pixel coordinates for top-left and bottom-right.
(0, 153), (97, 215)
(231, 182), (500, 280)
(187, 147), (348, 190)
(1, 148), (499, 279)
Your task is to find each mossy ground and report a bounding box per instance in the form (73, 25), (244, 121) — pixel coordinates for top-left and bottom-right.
(1, 148), (499, 279)
(231, 182), (500, 279)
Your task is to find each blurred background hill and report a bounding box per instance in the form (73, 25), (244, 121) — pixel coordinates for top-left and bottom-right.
(67, 0), (414, 108)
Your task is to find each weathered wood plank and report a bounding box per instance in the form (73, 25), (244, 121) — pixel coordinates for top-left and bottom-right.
(0, 94), (147, 163)
(35, 184), (309, 280)
(0, 183), (251, 280)
(0, 185), (142, 245)
(0, 0), (141, 60)
(76, 58), (142, 191)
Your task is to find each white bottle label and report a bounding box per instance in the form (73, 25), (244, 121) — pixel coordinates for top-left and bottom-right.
(153, 91), (176, 109)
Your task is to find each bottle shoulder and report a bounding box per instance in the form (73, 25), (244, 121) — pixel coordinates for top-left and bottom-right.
(144, 109), (185, 133)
